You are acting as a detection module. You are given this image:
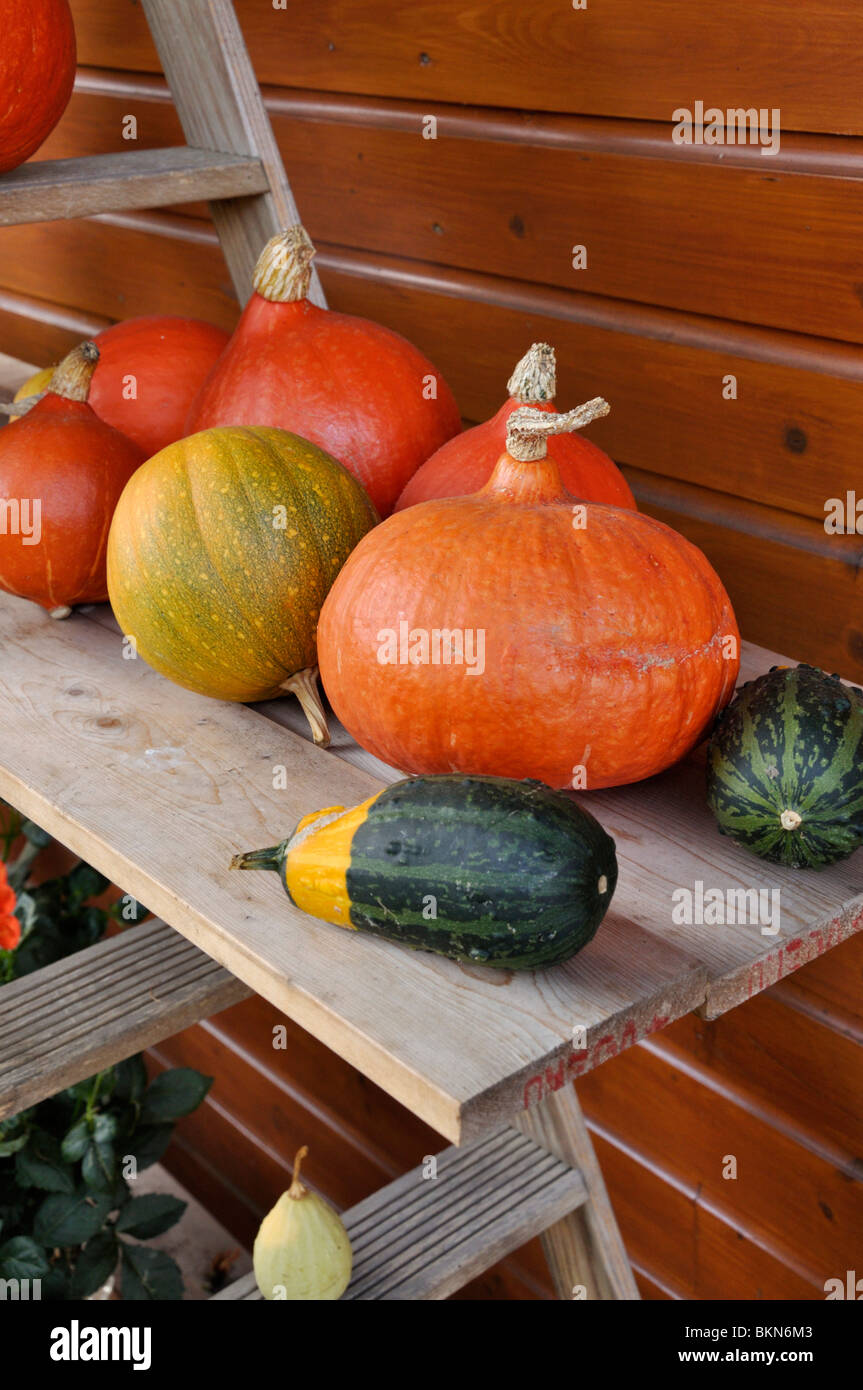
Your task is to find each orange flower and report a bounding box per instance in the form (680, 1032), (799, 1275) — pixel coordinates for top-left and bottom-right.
(0, 913), (20, 950)
(0, 861), (19, 949)
(0, 862), (15, 916)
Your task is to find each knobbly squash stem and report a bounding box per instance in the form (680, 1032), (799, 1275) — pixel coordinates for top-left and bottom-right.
(253, 225), (317, 303)
(281, 666), (331, 748)
(3, 340), (101, 417)
(289, 1145), (309, 1199)
(506, 343), (556, 403)
(230, 841), (287, 873)
(505, 398), (610, 462)
(780, 809), (803, 831)
(47, 341), (100, 402)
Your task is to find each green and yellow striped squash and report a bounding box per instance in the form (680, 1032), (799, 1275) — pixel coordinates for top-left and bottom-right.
(231, 774), (618, 970)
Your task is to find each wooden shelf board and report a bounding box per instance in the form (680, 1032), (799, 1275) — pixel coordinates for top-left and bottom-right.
(213, 1126), (587, 1300)
(0, 916), (250, 1118)
(0, 148), (269, 225)
(0, 594), (860, 1143)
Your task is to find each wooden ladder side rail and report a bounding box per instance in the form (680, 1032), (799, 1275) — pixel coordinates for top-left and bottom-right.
(0, 918), (250, 1119)
(141, 0), (327, 307)
(517, 1082), (640, 1300)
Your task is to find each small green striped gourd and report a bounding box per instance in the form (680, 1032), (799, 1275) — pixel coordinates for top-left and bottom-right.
(232, 774), (618, 970)
(706, 664), (863, 868)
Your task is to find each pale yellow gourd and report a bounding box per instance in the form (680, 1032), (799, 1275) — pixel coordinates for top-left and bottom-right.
(253, 1147), (353, 1301)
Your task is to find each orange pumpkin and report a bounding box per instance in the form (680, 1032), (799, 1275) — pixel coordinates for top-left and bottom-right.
(0, 343), (145, 615)
(88, 315), (230, 456)
(0, 0), (76, 173)
(396, 342), (635, 512)
(185, 225), (461, 516)
(318, 400), (739, 790)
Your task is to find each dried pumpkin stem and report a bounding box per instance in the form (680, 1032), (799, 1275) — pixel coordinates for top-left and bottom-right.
(506, 398), (611, 462)
(280, 665), (331, 748)
(289, 1145), (309, 1199)
(49, 606), (73, 621)
(506, 342), (556, 403)
(253, 225), (316, 303)
(48, 341), (100, 403)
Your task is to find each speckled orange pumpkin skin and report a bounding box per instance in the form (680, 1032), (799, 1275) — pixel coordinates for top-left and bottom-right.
(107, 426), (378, 702)
(318, 452), (740, 790)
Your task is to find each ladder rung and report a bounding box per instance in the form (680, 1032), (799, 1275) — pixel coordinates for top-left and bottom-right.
(0, 148), (270, 226)
(213, 1129), (588, 1301)
(0, 919), (250, 1117)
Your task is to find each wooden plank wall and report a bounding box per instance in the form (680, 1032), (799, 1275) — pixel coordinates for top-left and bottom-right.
(2, 0), (861, 1298)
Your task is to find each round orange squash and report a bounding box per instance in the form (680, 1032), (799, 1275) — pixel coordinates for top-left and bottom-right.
(0, 342), (145, 614)
(88, 315), (231, 456)
(396, 342), (635, 512)
(0, 0), (76, 173)
(184, 225), (462, 516)
(9, 316), (229, 454)
(107, 426), (378, 743)
(318, 401), (740, 790)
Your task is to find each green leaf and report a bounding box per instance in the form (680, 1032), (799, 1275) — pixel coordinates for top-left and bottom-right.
(115, 1194), (186, 1240)
(15, 1131), (75, 1193)
(81, 1136), (116, 1193)
(66, 862), (110, 905)
(60, 1118), (91, 1163)
(70, 1231), (118, 1299)
(0, 1133), (29, 1158)
(21, 820), (52, 849)
(120, 1242), (183, 1301)
(92, 1113), (117, 1143)
(139, 1069), (212, 1124)
(32, 1188), (113, 1248)
(0, 1236), (51, 1281)
(13, 891), (37, 935)
(76, 905), (109, 947)
(112, 1055), (148, 1105)
(41, 1266), (70, 1301)
(123, 1124), (173, 1173)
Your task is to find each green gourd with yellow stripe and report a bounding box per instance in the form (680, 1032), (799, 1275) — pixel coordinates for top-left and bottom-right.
(231, 774), (618, 970)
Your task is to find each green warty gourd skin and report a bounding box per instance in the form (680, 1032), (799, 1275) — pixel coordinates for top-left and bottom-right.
(706, 665), (863, 869)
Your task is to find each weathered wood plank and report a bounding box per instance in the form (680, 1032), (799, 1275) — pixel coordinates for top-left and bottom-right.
(0, 149), (268, 226)
(141, 0), (325, 306)
(213, 1127), (587, 1300)
(0, 595), (860, 1137)
(0, 919), (249, 1118)
(0, 354), (34, 400)
(0, 594), (707, 1142)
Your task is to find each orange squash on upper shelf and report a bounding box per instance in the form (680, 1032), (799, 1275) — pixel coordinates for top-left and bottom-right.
(107, 424), (378, 745)
(185, 225), (461, 516)
(396, 342), (635, 512)
(12, 316), (231, 456)
(317, 398), (740, 791)
(0, 343), (145, 616)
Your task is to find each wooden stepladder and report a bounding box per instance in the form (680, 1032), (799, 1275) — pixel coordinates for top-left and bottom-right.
(0, 0), (638, 1301)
